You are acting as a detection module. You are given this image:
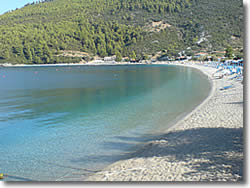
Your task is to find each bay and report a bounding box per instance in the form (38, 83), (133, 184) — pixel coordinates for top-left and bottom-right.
(0, 65), (210, 181)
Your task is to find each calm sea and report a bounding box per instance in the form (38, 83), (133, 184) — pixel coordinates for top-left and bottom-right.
(0, 65), (210, 181)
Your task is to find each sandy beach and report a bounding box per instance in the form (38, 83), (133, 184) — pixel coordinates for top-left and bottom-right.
(1, 61), (244, 181)
(0, 61), (147, 67)
(87, 62), (244, 181)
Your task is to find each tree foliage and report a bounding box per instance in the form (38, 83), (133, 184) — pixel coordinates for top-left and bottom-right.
(225, 45), (233, 59)
(0, 0), (243, 64)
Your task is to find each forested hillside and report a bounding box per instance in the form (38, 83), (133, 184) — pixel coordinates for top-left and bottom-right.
(0, 0), (243, 64)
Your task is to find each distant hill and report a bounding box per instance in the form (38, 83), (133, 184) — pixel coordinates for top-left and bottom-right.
(0, 0), (243, 64)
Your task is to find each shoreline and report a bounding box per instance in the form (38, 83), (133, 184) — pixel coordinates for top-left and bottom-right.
(0, 62), (148, 67)
(1, 61), (243, 181)
(86, 62), (243, 181)
(0, 60), (205, 67)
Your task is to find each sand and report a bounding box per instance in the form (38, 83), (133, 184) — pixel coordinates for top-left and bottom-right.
(86, 62), (244, 181)
(0, 61), (147, 67)
(1, 61), (244, 181)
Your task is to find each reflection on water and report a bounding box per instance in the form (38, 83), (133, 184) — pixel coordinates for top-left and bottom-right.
(0, 65), (210, 181)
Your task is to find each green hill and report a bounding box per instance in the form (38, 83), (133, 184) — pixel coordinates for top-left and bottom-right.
(0, 0), (243, 64)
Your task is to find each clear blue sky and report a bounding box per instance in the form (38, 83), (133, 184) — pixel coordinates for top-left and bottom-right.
(0, 0), (35, 15)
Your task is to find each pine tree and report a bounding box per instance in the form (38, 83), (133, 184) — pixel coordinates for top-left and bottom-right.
(130, 51), (136, 60)
(132, 37), (136, 44)
(225, 46), (233, 59)
(23, 44), (33, 62)
(115, 50), (122, 62)
(3, 48), (10, 59)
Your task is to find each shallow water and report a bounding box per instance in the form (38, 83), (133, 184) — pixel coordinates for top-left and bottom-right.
(0, 65), (210, 181)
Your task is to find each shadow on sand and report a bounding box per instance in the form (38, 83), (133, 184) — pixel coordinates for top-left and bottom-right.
(73, 127), (244, 181)
(5, 127), (243, 182)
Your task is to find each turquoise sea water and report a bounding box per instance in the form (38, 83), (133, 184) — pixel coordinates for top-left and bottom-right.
(0, 65), (210, 181)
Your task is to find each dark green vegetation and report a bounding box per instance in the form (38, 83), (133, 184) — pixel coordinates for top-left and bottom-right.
(0, 0), (243, 64)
